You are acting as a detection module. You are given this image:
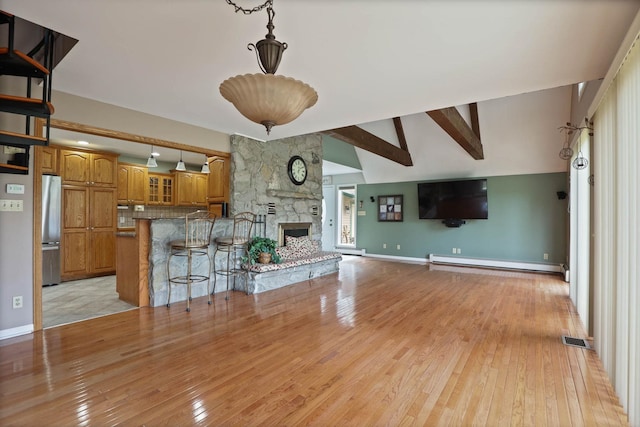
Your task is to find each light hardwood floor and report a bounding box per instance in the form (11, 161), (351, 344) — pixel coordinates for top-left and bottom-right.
(0, 257), (627, 426)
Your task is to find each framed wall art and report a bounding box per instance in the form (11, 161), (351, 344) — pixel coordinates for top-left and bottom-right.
(378, 195), (403, 222)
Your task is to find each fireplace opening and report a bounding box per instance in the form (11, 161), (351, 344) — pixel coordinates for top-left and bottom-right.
(278, 222), (312, 246)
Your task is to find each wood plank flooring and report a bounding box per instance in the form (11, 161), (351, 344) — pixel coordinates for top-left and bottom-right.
(0, 257), (628, 426)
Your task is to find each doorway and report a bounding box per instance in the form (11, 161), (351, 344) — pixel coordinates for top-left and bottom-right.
(337, 186), (356, 247)
(32, 118), (219, 331)
(322, 185), (336, 250)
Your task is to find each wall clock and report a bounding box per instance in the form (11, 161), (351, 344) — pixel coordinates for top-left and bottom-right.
(287, 155), (307, 185)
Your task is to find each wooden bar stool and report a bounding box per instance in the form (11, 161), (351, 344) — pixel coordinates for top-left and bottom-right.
(213, 211), (255, 299)
(166, 211), (216, 312)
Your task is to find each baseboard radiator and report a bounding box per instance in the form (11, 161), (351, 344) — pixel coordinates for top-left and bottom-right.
(428, 254), (564, 274)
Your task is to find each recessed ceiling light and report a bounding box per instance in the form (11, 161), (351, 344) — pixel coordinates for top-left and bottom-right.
(78, 140), (89, 145)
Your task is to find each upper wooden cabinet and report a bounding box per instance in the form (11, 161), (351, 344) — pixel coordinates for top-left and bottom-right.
(40, 145), (58, 175)
(60, 149), (117, 187)
(117, 163), (147, 205)
(175, 171), (208, 207)
(147, 173), (174, 205)
(207, 155), (229, 203)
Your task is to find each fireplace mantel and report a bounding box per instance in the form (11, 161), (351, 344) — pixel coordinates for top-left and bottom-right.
(266, 189), (320, 200)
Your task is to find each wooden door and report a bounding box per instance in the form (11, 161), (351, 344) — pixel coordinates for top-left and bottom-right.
(160, 175), (174, 205)
(194, 174), (208, 206)
(90, 187), (116, 273)
(40, 146), (58, 175)
(91, 153), (117, 187)
(61, 185), (90, 278)
(117, 164), (130, 204)
(176, 172), (195, 206)
(60, 150), (90, 185)
(207, 156), (229, 203)
(128, 166), (147, 204)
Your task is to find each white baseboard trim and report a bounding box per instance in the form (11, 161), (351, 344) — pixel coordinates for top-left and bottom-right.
(364, 253), (427, 264)
(0, 324), (34, 341)
(336, 247), (366, 256)
(428, 254), (564, 274)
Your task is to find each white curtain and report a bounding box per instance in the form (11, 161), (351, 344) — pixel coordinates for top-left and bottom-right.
(592, 34), (640, 425)
(569, 130), (591, 331)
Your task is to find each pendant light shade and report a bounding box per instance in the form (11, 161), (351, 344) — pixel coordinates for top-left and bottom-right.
(146, 145), (158, 168)
(201, 155), (210, 174)
(220, 74), (317, 135)
(176, 151), (186, 171)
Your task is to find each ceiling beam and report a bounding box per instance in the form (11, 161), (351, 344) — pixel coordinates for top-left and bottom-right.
(426, 106), (484, 160)
(322, 125), (413, 166)
(392, 117), (409, 152)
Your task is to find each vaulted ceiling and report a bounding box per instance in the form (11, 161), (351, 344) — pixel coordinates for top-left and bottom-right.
(4, 0), (640, 182)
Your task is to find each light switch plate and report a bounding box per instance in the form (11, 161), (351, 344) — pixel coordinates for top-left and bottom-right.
(0, 199), (23, 211)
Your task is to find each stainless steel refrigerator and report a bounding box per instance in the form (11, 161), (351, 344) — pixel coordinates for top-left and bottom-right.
(42, 175), (61, 286)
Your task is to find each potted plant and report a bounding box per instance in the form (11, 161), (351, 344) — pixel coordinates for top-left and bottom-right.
(243, 237), (282, 265)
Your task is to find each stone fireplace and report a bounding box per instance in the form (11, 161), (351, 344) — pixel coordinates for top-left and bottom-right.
(278, 222), (312, 246)
(229, 134), (323, 246)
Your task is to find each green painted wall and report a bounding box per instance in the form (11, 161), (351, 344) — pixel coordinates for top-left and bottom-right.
(322, 136), (362, 170)
(356, 172), (567, 264)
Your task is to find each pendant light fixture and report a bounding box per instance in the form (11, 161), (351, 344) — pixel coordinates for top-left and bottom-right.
(175, 151), (186, 171)
(201, 155), (210, 174)
(219, 0), (317, 135)
(146, 145), (158, 168)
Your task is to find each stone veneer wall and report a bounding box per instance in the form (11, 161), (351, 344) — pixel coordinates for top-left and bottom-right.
(230, 134), (323, 245)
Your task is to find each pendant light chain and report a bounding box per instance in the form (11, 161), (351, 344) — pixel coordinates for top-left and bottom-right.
(225, 0), (272, 15)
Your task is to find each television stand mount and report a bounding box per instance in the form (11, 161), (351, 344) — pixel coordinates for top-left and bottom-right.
(442, 219), (466, 228)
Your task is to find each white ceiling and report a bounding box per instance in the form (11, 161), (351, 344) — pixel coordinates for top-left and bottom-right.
(4, 0), (640, 181)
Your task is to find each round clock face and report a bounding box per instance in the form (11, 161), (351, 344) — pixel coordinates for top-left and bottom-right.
(288, 155), (307, 185)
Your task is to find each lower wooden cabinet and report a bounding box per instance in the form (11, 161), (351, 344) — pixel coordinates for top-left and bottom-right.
(61, 185), (116, 280)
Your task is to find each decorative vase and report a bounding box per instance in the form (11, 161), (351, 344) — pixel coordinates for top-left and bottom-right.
(258, 252), (272, 264)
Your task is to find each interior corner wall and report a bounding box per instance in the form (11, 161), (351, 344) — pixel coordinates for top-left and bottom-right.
(0, 152), (34, 336)
(356, 173), (568, 263)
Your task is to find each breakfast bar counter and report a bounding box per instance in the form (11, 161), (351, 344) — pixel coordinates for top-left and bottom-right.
(115, 217), (235, 307)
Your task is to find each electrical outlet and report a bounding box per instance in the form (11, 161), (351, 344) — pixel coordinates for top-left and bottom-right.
(383, 243), (387, 249)
(12, 296), (23, 309)
(544, 253), (549, 260)
(457, 248), (462, 254)
(396, 244), (400, 250)
(452, 247), (456, 254)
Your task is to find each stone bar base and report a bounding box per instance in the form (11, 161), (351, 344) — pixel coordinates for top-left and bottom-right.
(240, 258), (341, 294)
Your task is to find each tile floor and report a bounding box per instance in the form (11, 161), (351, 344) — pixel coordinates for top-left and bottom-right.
(42, 275), (137, 328)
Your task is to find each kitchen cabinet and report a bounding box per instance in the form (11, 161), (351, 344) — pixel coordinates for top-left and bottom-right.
(40, 145), (58, 175)
(175, 171), (208, 207)
(117, 163), (147, 205)
(61, 185), (117, 280)
(60, 149), (117, 187)
(206, 155), (229, 203)
(147, 173), (174, 205)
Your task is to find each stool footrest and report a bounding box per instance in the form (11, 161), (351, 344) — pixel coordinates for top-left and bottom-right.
(168, 274), (210, 285)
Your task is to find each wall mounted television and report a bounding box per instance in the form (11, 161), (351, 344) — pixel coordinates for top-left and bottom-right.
(417, 179), (488, 221)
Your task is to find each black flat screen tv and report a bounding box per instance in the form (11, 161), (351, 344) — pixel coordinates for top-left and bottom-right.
(418, 179), (488, 220)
